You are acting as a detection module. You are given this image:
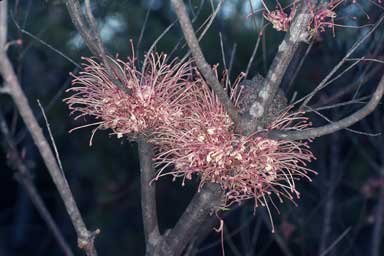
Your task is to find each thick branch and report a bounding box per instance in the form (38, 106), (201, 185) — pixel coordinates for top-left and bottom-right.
(65, 0), (100, 55)
(269, 74), (384, 140)
(158, 183), (224, 256)
(138, 139), (160, 254)
(65, 0), (130, 94)
(0, 112), (74, 256)
(0, 3), (98, 253)
(171, 0), (240, 124)
(0, 0), (6, 48)
(247, 3), (311, 123)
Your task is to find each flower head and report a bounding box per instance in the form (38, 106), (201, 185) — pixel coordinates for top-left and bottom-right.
(264, 5), (296, 32)
(309, 1), (338, 37)
(65, 52), (193, 144)
(151, 69), (316, 230)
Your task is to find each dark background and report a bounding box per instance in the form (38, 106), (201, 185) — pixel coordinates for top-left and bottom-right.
(1, 1), (384, 255)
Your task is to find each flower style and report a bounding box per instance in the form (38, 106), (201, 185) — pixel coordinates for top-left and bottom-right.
(65, 52), (193, 144)
(151, 69), (316, 229)
(263, 4), (296, 32)
(308, 0), (341, 37)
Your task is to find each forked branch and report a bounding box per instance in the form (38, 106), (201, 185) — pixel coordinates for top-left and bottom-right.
(269, 74), (384, 140)
(171, 0), (240, 124)
(0, 112), (74, 256)
(0, 1), (98, 255)
(246, 2), (311, 128)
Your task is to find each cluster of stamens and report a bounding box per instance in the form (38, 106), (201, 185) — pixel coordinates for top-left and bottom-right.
(65, 53), (316, 222)
(65, 53), (192, 144)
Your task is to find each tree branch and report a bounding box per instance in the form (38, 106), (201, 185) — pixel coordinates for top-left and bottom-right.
(0, 2), (98, 254)
(158, 183), (224, 256)
(247, 2), (311, 123)
(65, 0), (130, 94)
(299, 15), (384, 108)
(138, 139), (160, 254)
(269, 74), (384, 140)
(170, 0), (240, 124)
(65, 0), (100, 55)
(0, 112), (74, 256)
(0, 0), (6, 49)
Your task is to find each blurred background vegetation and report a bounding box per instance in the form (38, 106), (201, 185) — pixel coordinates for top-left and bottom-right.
(0, 0), (384, 255)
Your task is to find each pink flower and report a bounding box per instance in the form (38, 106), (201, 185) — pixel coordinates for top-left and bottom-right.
(309, 2), (338, 37)
(65, 52), (193, 144)
(264, 6), (296, 32)
(151, 69), (316, 230)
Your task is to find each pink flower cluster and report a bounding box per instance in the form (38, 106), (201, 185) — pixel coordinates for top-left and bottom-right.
(262, 0), (379, 38)
(308, 0), (340, 37)
(65, 53), (193, 144)
(263, 4), (296, 32)
(65, 54), (316, 217)
(151, 69), (315, 214)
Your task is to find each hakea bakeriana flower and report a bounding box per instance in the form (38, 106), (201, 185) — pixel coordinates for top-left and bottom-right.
(151, 69), (316, 231)
(263, 2), (296, 32)
(65, 52), (193, 144)
(262, 0), (375, 39)
(308, 0), (340, 37)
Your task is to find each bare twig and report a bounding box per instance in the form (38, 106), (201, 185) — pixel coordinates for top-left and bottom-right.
(245, 33), (262, 77)
(138, 139), (160, 254)
(223, 224), (242, 256)
(371, 185), (384, 256)
(228, 42), (237, 76)
(268, 74), (384, 140)
(286, 42), (313, 93)
(312, 64), (382, 108)
(319, 227), (351, 256)
(180, 0), (223, 62)
(171, 0), (240, 124)
(0, 111), (74, 256)
(65, 0), (130, 94)
(0, 2), (99, 254)
(298, 15), (384, 108)
(318, 130), (340, 255)
(12, 20), (80, 67)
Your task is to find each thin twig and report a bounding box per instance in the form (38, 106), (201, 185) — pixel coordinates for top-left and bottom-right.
(299, 15), (384, 108)
(245, 34), (262, 77)
(219, 32), (227, 70)
(0, 111), (74, 256)
(228, 43), (237, 77)
(371, 185), (384, 256)
(137, 0), (154, 57)
(37, 100), (65, 173)
(318, 130), (340, 255)
(0, 2), (99, 253)
(179, 0), (223, 63)
(268, 74), (384, 140)
(12, 19), (80, 67)
(286, 41), (313, 93)
(171, 0), (240, 124)
(65, 0), (130, 94)
(319, 227), (351, 256)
